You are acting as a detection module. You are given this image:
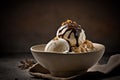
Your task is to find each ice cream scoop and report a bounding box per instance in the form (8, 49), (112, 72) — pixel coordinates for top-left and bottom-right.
(44, 38), (69, 53)
(56, 20), (86, 47)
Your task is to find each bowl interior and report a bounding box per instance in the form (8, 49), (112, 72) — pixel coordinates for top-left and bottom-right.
(31, 43), (104, 54)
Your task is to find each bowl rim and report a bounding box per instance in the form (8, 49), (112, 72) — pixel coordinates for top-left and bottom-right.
(30, 43), (105, 55)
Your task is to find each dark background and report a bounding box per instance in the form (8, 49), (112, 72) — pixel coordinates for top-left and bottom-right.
(0, 0), (120, 55)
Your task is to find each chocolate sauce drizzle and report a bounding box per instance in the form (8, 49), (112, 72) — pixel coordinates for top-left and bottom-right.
(66, 40), (72, 52)
(58, 23), (82, 51)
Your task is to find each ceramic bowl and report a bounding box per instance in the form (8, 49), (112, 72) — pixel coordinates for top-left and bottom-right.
(30, 43), (105, 77)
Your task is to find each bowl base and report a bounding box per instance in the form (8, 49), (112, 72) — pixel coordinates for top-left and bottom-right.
(51, 70), (87, 77)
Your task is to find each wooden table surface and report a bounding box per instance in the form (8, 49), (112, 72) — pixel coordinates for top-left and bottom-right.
(0, 53), (120, 80)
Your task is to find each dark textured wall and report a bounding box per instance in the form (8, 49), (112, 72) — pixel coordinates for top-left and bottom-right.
(0, 0), (120, 54)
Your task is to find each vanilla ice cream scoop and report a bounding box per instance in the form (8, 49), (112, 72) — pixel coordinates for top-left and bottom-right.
(44, 38), (69, 53)
(56, 20), (86, 47)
